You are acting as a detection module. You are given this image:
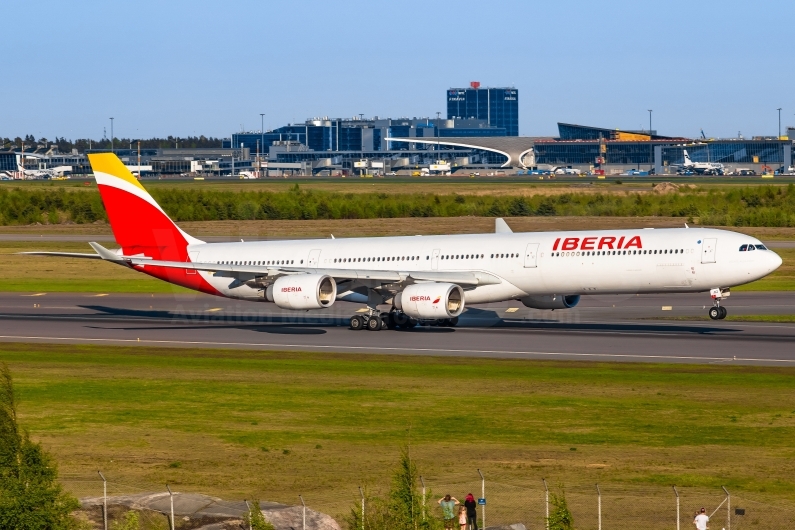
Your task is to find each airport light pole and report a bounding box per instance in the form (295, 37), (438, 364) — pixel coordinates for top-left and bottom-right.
(260, 113), (265, 175)
(109, 117), (114, 153)
(648, 109), (653, 172)
(778, 108), (782, 138)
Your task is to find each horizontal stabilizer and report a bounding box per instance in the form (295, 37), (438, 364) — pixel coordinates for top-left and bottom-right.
(19, 251), (102, 259)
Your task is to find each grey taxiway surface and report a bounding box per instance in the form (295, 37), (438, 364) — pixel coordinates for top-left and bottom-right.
(0, 291), (793, 365)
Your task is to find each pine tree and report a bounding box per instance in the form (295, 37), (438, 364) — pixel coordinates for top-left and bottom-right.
(0, 363), (81, 529)
(243, 501), (275, 530)
(344, 447), (441, 530)
(546, 489), (575, 530)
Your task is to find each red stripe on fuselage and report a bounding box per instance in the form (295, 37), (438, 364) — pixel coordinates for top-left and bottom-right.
(97, 184), (220, 295)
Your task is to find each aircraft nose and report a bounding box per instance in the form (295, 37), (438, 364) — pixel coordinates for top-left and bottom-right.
(770, 251), (783, 271)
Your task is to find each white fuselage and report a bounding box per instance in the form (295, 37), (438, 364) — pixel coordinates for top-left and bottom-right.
(187, 227), (781, 305)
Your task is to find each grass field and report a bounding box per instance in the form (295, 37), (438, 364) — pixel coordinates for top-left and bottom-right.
(2, 235), (794, 293)
(2, 343), (794, 525)
(0, 241), (191, 293)
(5, 176), (795, 194)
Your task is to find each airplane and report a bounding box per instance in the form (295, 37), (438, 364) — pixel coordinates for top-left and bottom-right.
(23, 153), (782, 329)
(677, 149), (725, 175)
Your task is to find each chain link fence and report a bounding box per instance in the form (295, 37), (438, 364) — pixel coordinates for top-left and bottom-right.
(60, 472), (795, 529)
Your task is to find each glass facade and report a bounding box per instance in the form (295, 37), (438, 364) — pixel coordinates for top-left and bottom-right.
(447, 87), (518, 136)
(0, 152), (18, 172)
(534, 140), (788, 166)
(661, 141), (785, 165)
(273, 148), (508, 169)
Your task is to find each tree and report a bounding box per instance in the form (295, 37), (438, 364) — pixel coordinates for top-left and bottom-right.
(0, 363), (81, 529)
(546, 489), (575, 530)
(244, 501), (275, 530)
(345, 447), (441, 530)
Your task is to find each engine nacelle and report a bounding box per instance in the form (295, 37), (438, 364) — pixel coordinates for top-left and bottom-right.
(394, 283), (464, 319)
(521, 294), (580, 310)
(266, 274), (337, 310)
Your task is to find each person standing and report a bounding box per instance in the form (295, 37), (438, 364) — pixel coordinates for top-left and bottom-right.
(464, 493), (478, 530)
(694, 507), (709, 530)
(438, 494), (460, 530)
(458, 505), (467, 530)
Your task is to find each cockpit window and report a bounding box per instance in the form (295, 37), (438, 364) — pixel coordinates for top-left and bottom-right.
(755, 244), (767, 250)
(747, 244), (755, 251)
(739, 244), (748, 251)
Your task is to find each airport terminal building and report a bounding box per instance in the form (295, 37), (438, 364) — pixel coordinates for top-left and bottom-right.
(3, 81), (792, 177)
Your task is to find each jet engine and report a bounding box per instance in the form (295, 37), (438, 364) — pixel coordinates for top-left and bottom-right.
(266, 274), (337, 310)
(521, 295), (580, 310)
(394, 283), (464, 319)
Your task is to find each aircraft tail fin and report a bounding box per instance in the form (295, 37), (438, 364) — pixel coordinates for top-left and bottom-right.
(88, 153), (203, 260)
(683, 149), (692, 165)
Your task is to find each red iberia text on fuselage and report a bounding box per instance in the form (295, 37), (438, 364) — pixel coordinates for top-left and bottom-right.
(552, 236), (643, 251)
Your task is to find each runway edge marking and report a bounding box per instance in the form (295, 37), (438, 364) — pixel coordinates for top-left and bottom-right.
(0, 334), (793, 364)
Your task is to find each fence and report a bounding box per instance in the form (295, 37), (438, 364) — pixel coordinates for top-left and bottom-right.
(61, 472), (795, 529)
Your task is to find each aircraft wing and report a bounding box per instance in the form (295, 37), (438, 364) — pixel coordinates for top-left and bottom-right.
(20, 242), (501, 287)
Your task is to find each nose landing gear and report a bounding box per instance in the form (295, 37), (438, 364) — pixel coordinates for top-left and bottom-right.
(708, 288), (730, 320)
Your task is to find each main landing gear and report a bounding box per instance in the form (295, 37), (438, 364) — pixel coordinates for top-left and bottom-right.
(349, 310), (389, 331)
(349, 309), (459, 331)
(708, 287), (729, 320)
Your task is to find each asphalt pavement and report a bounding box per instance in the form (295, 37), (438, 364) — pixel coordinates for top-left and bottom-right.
(1, 291), (793, 365)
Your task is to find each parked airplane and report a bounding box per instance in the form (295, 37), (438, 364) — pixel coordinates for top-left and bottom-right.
(24, 154), (781, 328)
(677, 149), (725, 175)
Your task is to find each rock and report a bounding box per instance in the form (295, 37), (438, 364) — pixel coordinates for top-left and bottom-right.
(80, 492), (340, 530)
(263, 505), (342, 530)
(651, 181), (680, 194)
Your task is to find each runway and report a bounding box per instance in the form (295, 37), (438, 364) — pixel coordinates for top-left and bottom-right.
(1, 291), (794, 365)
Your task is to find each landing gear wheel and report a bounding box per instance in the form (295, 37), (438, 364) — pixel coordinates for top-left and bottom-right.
(366, 315), (382, 331)
(708, 307), (721, 320)
(350, 315), (365, 330)
(393, 311), (410, 328)
(380, 317), (389, 330)
(719, 306), (728, 319)
(384, 312), (397, 330)
(448, 316), (459, 327)
(405, 318), (418, 329)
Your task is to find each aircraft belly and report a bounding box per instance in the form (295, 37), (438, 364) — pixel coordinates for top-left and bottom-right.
(464, 282), (527, 304)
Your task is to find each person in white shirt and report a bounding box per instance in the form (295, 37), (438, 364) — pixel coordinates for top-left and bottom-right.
(694, 507), (709, 530)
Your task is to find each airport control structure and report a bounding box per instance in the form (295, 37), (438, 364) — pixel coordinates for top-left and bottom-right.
(1, 82), (793, 178)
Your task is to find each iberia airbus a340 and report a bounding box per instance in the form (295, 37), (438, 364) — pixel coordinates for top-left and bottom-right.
(26, 154), (782, 330)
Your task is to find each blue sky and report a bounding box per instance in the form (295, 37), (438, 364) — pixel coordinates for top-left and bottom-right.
(3, 0), (793, 140)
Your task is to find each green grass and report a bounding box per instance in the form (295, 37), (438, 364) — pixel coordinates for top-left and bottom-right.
(0, 241), (190, 293)
(3, 343), (795, 511)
